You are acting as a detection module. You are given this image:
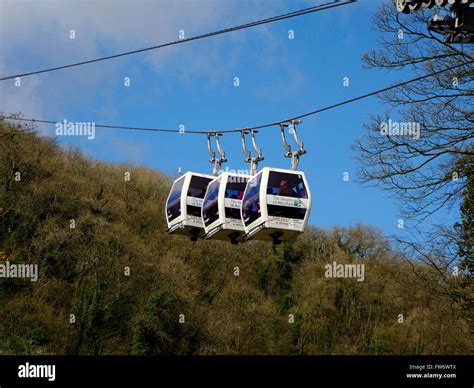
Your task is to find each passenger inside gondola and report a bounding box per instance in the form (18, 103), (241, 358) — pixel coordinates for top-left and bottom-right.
(225, 186), (247, 200)
(267, 172), (308, 199)
(297, 187), (307, 198)
(277, 179), (297, 197)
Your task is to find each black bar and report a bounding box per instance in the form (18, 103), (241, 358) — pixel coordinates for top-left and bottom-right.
(0, 355), (471, 387)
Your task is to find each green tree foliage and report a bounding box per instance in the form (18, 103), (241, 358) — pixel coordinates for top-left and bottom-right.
(0, 121), (471, 355)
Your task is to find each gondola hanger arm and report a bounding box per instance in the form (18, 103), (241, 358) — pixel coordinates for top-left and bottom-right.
(207, 132), (227, 176)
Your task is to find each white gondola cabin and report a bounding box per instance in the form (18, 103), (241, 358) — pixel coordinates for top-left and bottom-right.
(202, 172), (250, 244)
(165, 172), (214, 241)
(241, 167), (311, 244)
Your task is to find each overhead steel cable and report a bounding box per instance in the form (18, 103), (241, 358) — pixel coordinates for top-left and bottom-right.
(230, 59), (473, 133)
(0, 0), (355, 82)
(2, 60), (470, 135)
(0, 118), (206, 134)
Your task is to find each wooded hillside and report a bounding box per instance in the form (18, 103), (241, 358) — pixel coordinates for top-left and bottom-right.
(0, 120), (472, 355)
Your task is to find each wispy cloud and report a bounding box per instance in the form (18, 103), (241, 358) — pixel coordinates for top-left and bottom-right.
(0, 0), (310, 160)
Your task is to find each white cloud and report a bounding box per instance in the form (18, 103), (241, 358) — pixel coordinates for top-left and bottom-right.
(0, 0), (309, 161)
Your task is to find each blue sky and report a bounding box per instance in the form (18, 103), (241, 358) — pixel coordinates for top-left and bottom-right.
(0, 0), (453, 238)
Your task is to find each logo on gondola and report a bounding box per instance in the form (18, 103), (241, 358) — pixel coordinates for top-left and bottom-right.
(268, 195), (304, 207)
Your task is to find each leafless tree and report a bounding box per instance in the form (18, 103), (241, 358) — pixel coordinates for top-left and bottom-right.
(353, 1), (473, 307)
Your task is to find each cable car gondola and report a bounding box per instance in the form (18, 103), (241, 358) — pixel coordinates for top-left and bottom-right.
(165, 132), (227, 241)
(241, 121), (312, 244)
(202, 172), (250, 244)
(165, 171), (214, 241)
(241, 167), (311, 244)
(201, 129), (262, 244)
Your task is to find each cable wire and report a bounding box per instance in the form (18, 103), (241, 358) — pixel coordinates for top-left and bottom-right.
(2, 60), (470, 135)
(0, 0), (355, 82)
(231, 59), (473, 133)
